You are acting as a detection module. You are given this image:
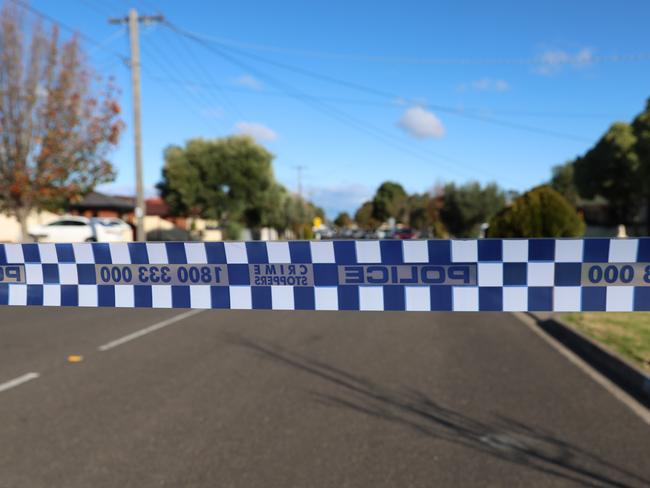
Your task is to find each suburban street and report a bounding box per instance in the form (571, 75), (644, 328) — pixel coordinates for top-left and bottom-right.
(0, 308), (648, 487)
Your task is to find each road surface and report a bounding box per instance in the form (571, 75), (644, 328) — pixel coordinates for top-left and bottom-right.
(0, 307), (648, 487)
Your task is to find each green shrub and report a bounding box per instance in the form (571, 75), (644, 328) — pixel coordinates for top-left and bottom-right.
(225, 221), (242, 240)
(487, 185), (585, 238)
(301, 224), (314, 240)
(146, 228), (193, 242)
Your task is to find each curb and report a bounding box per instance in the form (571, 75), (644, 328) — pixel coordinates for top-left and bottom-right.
(528, 312), (650, 409)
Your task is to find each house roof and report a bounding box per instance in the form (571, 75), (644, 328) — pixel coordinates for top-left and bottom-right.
(70, 192), (135, 211)
(145, 197), (170, 216)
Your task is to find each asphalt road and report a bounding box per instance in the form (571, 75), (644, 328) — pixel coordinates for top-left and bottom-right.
(0, 307), (648, 488)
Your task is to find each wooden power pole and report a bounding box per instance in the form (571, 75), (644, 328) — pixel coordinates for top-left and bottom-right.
(293, 165), (306, 200)
(109, 10), (163, 241)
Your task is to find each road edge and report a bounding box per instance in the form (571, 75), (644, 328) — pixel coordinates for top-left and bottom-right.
(513, 312), (650, 425)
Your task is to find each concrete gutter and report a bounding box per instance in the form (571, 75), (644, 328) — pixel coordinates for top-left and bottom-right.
(528, 312), (650, 409)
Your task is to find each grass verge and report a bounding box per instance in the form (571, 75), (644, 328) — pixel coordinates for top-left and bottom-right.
(562, 313), (650, 373)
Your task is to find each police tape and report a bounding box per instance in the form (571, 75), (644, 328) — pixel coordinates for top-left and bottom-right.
(0, 238), (649, 312)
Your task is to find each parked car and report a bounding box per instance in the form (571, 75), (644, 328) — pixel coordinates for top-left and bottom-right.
(393, 228), (418, 239)
(29, 216), (133, 242)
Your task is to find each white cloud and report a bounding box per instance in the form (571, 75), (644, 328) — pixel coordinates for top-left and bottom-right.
(457, 78), (511, 92)
(234, 121), (278, 141)
(233, 74), (263, 91)
(534, 48), (594, 75)
(397, 106), (445, 139)
(574, 47), (594, 66)
(494, 79), (511, 91)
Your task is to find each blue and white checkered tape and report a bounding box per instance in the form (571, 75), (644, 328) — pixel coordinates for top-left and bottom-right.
(0, 238), (649, 312)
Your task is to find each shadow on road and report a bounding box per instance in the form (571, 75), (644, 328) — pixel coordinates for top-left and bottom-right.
(228, 333), (649, 488)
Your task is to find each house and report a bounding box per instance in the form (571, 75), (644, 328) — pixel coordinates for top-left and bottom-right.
(68, 191), (135, 218)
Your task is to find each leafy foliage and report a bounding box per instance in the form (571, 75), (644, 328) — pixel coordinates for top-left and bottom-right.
(158, 135), (320, 236)
(487, 185), (584, 238)
(354, 201), (379, 230)
(372, 181), (407, 222)
(334, 212), (352, 228)
(632, 99), (650, 233)
(550, 161), (579, 206)
(275, 191), (322, 237)
(224, 221), (243, 240)
(407, 193), (446, 236)
(0, 2), (123, 236)
(573, 122), (642, 226)
(440, 182), (506, 237)
(158, 135), (276, 227)
(353, 183), (446, 235)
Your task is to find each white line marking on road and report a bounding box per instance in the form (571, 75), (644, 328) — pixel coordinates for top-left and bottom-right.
(98, 309), (204, 352)
(513, 312), (650, 425)
(0, 372), (40, 393)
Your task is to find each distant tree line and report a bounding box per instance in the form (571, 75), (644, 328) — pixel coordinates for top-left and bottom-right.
(339, 99), (650, 238)
(336, 180), (507, 237)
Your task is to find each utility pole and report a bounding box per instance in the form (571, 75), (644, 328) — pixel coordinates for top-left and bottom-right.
(293, 165), (306, 200)
(109, 10), (164, 241)
(292, 165), (307, 238)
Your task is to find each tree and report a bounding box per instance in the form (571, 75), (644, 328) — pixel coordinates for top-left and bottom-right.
(158, 135), (276, 229)
(440, 182), (506, 237)
(272, 190), (320, 238)
(487, 185), (584, 238)
(354, 201), (379, 230)
(573, 122), (642, 228)
(632, 98), (650, 234)
(372, 181), (407, 223)
(246, 180), (286, 234)
(334, 212), (352, 228)
(407, 193), (445, 236)
(0, 2), (123, 239)
(550, 161), (579, 207)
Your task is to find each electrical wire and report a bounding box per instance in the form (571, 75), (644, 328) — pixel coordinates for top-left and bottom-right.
(158, 27), (247, 120)
(139, 39), (226, 136)
(13, 0), (129, 64)
(165, 22), (593, 143)
(163, 23), (500, 183)
(163, 29), (650, 66)
(146, 75), (618, 120)
(142, 24), (233, 122)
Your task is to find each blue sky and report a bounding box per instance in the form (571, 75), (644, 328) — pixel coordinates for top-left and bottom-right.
(25, 0), (650, 217)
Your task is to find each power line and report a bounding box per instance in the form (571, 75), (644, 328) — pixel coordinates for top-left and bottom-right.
(140, 42), (225, 135)
(137, 28), (235, 136)
(86, 27), (127, 56)
(78, 0), (114, 16)
(142, 29), (232, 126)
(146, 74), (618, 120)
(163, 22), (497, 183)
(159, 27), (246, 120)
(16, 5), (267, 130)
(13, 0), (128, 64)
(165, 22), (592, 143)
(161, 30), (650, 67)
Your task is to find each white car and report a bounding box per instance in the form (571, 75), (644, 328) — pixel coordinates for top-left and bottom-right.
(29, 216), (133, 243)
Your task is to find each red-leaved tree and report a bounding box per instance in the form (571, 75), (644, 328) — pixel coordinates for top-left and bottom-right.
(0, 1), (124, 239)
